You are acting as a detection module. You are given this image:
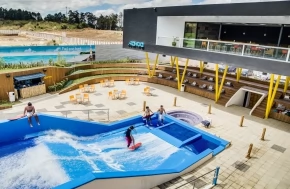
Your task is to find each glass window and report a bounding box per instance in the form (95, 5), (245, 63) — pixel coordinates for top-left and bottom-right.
(184, 22), (197, 48)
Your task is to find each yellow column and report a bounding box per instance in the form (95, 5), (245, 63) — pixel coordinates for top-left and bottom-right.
(145, 52), (151, 77)
(217, 65), (228, 100)
(200, 61), (204, 73)
(266, 75), (281, 119)
(170, 56), (175, 67)
(215, 64), (219, 102)
(236, 68), (242, 82)
(151, 54), (159, 77)
(284, 76), (289, 93)
(265, 74), (274, 119)
(175, 57), (181, 90)
(180, 59), (189, 90)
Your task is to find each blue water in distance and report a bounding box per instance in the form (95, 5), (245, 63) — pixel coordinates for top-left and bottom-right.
(160, 124), (198, 141)
(0, 45), (95, 64)
(2, 55), (76, 63)
(0, 45), (94, 53)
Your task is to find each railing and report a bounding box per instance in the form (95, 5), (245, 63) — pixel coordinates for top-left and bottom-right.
(0, 108), (110, 122)
(41, 108), (110, 122)
(157, 36), (290, 63)
(174, 167), (220, 189)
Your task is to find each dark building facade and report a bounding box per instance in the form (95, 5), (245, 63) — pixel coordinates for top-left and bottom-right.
(123, 1), (290, 76)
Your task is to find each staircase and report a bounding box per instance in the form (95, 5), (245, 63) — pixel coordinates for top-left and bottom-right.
(251, 97), (268, 118)
(217, 88), (237, 106)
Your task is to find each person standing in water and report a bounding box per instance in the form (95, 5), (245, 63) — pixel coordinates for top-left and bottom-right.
(125, 126), (135, 148)
(157, 105), (166, 125)
(23, 102), (40, 127)
(144, 106), (154, 126)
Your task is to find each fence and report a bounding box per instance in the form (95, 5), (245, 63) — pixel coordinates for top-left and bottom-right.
(0, 29), (122, 45)
(42, 109), (110, 122)
(0, 108), (110, 122)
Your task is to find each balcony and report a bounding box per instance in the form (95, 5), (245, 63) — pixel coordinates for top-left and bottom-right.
(156, 36), (290, 63)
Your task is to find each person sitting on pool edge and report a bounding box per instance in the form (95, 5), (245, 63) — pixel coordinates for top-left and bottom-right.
(23, 102), (40, 127)
(125, 126), (135, 148)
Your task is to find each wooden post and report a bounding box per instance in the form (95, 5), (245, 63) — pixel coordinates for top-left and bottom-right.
(208, 105), (211, 114)
(246, 143), (253, 159)
(143, 101), (146, 111)
(173, 97), (177, 106)
(240, 116), (244, 127)
(261, 128), (266, 141)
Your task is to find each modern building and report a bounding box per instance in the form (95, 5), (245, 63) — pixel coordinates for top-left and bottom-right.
(123, 1), (290, 122)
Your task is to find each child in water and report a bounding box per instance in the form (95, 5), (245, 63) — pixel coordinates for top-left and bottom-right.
(125, 126), (135, 148)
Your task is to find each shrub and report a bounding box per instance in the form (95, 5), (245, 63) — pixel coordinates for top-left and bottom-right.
(61, 25), (68, 29)
(47, 78), (69, 92)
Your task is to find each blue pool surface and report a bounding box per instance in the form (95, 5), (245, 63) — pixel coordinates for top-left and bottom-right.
(159, 123), (198, 141)
(0, 113), (229, 189)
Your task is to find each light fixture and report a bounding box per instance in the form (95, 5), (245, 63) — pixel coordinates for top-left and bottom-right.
(264, 33), (267, 36)
(224, 31), (226, 34)
(288, 35), (290, 38)
(243, 32), (246, 35)
(43, 68), (47, 72)
(153, 7), (157, 12)
(6, 73), (10, 78)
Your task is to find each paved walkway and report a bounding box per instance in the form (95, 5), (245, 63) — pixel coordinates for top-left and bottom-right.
(1, 81), (290, 189)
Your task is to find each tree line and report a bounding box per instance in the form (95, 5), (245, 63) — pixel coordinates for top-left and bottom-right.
(0, 7), (123, 30)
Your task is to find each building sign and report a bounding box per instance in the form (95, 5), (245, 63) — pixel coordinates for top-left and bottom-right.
(128, 41), (144, 49)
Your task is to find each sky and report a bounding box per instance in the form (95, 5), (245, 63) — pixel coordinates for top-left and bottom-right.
(0, 0), (285, 17)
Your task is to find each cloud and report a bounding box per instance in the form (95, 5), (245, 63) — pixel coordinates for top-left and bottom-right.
(94, 9), (117, 17)
(1, 0), (285, 18)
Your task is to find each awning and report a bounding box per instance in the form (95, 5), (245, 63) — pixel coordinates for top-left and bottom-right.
(14, 72), (46, 81)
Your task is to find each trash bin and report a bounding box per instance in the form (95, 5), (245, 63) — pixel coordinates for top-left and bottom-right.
(180, 84), (185, 92)
(9, 92), (15, 102)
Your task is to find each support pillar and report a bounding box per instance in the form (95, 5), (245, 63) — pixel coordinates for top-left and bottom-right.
(175, 57), (181, 90)
(170, 56), (175, 67)
(215, 64), (219, 102)
(284, 76), (289, 93)
(265, 74), (275, 119)
(179, 59), (189, 90)
(200, 61), (204, 74)
(217, 65), (228, 101)
(236, 68), (242, 82)
(151, 54), (159, 77)
(266, 75), (281, 119)
(145, 52), (151, 77)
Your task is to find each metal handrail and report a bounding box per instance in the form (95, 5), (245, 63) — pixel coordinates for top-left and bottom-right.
(175, 168), (217, 189)
(157, 36), (290, 63)
(158, 36), (290, 50)
(41, 108), (110, 121)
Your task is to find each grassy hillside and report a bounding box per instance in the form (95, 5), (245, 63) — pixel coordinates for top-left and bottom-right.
(0, 20), (83, 31)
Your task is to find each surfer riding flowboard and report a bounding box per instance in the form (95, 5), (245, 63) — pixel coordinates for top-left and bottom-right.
(125, 125), (142, 150)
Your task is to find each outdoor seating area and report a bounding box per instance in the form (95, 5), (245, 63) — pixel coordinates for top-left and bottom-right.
(108, 89), (127, 100)
(125, 78), (140, 85)
(69, 93), (90, 104)
(79, 84), (96, 93)
(144, 86), (151, 96)
(100, 79), (115, 87)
